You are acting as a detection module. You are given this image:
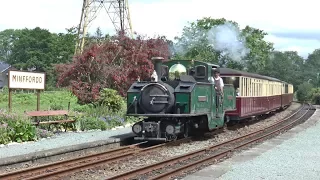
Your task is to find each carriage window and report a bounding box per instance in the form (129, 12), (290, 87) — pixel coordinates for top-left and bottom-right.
(195, 65), (206, 78)
(285, 84), (288, 94)
(244, 78), (247, 96)
(221, 77), (240, 89)
(253, 79), (256, 96)
(248, 78), (252, 96)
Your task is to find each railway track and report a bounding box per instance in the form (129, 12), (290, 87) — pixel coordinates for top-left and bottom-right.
(107, 103), (315, 180)
(0, 138), (191, 180)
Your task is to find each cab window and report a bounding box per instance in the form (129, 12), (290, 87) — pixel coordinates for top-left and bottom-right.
(195, 65), (206, 78)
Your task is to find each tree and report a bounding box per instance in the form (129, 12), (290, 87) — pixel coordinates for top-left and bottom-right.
(241, 26), (274, 72)
(0, 29), (18, 62)
(172, 17), (274, 72)
(296, 82), (313, 102)
(0, 27), (77, 88)
(172, 18), (236, 64)
(304, 49), (320, 87)
(81, 27), (111, 49)
(56, 32), (170, 104)
(261, 51), (304, 90)
(7, 27), (77, 70)
(54, 27), (78, 63)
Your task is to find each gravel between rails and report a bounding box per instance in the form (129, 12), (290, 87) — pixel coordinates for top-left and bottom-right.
(61, 103), (302, 180)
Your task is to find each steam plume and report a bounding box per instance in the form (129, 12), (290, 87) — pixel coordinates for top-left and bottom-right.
(173, 22), (250, 61)
(207, 22), (250, 61)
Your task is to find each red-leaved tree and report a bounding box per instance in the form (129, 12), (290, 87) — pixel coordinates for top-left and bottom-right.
(56, 32), (170, 104)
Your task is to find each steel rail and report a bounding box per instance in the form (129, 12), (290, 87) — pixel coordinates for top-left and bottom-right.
(150, 104), (313, 180)
(0, 141), (147, 180)
(107, 103), (313, 180)
(0, 137), (192, 180)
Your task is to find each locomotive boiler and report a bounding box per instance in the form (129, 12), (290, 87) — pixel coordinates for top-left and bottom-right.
(126, 57), (237, 141)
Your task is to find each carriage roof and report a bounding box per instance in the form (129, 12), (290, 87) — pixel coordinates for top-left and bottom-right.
(219, 68), (283, 83)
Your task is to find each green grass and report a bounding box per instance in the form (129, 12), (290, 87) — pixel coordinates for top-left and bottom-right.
(0, 89), (80, 115)
(0, 88), (144, 133)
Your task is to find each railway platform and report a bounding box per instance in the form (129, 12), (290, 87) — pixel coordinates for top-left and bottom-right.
(0, 126), (134, 166)
(183, 107), (320, 180)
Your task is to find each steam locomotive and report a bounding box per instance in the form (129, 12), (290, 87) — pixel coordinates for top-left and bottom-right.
(126, 57), (294, 141)
(126, 57), (236, 141)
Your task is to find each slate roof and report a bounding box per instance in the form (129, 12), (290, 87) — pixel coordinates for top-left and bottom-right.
(0, 61), (11, 73)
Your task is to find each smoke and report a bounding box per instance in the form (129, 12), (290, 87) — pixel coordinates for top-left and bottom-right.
(207, 22), (250, 61)
(173, 22), (250, 61)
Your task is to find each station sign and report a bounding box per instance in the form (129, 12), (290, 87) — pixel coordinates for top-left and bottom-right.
(8, 71), (45, 90)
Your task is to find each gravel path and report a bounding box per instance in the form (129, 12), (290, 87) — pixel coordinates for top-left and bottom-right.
(64, 103), (302, 179)
(216, 108), (320, 180)
(0, 126), (132, 159)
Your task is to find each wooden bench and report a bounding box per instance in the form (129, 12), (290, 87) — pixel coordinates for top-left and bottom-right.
(25, 110), (76, 132)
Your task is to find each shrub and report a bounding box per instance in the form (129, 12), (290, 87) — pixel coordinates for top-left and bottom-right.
(74, 103), (144, 131)
(100, 115), (124, 128)
(0, 111), (37, 144)
(310, 88), (320, 105)
(56, 32), (170, 104)
(96, 88), (125, 113)
(77, 116), (107, 131)
(0, 124), (10, 144)
(49, 103), (64, 110)
(7, 120), (37, 143)
(312, 94), (320, 105)
(296, 82), (313, 102)
(76, 104), (121, 131)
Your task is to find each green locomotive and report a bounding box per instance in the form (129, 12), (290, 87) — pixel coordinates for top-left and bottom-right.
(126, 57), (236, 141)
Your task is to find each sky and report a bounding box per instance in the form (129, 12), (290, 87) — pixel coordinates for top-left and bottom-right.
(0, 0), (319, 59)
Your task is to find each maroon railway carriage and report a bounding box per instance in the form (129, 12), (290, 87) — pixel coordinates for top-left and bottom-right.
(219, 68), (293, 121)
(280, 81), (294, 108)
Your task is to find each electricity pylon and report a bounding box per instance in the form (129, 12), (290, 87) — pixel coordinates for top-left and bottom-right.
(74, 0), (133, 55)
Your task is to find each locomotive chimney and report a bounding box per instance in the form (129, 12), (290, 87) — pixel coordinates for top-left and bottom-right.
(151, 57), (164, 79)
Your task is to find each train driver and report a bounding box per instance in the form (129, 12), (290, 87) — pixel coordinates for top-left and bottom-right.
(213, 68), (224, 95)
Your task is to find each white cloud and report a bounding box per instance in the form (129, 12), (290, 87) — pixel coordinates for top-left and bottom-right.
(0, 0), (319, 58)
(265, 34), (320, 58)
(0, 0), (81, 32)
